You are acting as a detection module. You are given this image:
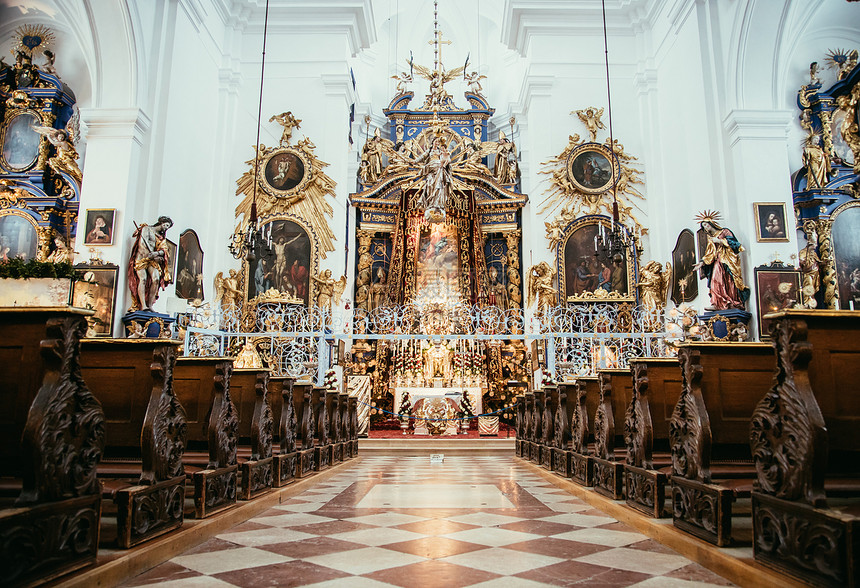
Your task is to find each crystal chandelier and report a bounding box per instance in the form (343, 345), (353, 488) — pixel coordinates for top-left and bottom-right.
(229, 0), (272, 263)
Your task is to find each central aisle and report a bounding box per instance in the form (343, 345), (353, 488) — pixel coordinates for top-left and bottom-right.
(124, 456), (734, 587)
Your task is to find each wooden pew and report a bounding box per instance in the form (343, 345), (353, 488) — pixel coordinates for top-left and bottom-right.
(669, 342), (774, 546)
(271, 376), (298, 487)
(337, 392), (350, 461)
(293, 381), (316, 477)
(328, 390), (343, 464)
(0, 308), (104, 586)
(569, 378), (595, 486)
(540, 385), (558, 469)
(80, 339), (187, 549)
(750, 310), (860, 587)
(592, 369), (633, 500)
(623, 358), (681, 518)
(552, 383), (575, 478)
(175, 357), (239, 518)
(510, 380), (529, 457)
(240, 369), (274, 499)
(346, 395), (359, 458)
(313, 386), (332, 471)
(529, 389), (544, 463)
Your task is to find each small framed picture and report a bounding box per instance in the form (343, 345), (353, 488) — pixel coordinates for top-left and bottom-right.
(754, 265), (801, 338)
(754, 202), (790, 242)
(83, 209), (116, 246)
(72, 264), (120, 337)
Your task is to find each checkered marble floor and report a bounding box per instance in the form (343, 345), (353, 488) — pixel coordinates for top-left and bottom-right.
(123, 456), (735, 587)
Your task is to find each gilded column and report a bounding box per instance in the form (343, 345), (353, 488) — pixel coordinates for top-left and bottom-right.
(817, 219), (839, 309)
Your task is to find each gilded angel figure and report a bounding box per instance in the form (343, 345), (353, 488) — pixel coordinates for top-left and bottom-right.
(527, 261), (557, 314)
(637, 261), (671, 310)
(31, 123), (82, 184)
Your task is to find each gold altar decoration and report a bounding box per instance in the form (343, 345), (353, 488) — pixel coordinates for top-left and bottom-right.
(234, 116), (337, 257)
(539, 107), (645, 238)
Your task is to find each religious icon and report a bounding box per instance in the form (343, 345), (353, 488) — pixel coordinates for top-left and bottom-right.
(1, 111), (41, 171)
(560, 220), (630, 301)
(832, 205), (860, 310)
(247, 219), (312, 303)
(754, 266), (801, 338)
(671, 229), (698, 304)
(753, 202), (789, 242)
(0, 212), (38, 261)
(175, 229), (205, 300)
(263, 151), (305, 192)
(566, 144), (618, 195)
(83, 208), (116, 245)
(72, 264), (119, 337)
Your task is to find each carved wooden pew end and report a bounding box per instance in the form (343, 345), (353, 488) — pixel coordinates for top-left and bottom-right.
(570, 452), (595, 487)
(112, 476), (186, 548)
(670, 475), (738, 547)
(272, 452), (298, 487)
(592, 456), (625, 500)
(193, 465), (238, 518)
(624, 464), (668, 518)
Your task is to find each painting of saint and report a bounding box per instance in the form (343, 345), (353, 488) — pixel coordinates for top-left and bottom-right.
(247, 219), (311, 303)
(2, 112), (41, 171)
(0, 213), (38, 261)
(175, 229), (205, 300)
(570, 150), (613, 192)
(754, 203), (789, 242)
(562, 222), (629, 299)
(264, 152), (304, 191)
(671, 229), (698, 304)
(415, 223), (461, 304)
(832, 206), (860, 310)
(84, 209), (115, 245)
(72, 265), (119, 337)
(754, 267), (800, 337)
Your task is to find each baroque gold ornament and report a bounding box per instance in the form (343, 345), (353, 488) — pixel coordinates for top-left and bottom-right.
(234, 124), (337, 257)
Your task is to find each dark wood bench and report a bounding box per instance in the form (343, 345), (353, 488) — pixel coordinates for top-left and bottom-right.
(293, 380), (316, 477)
(80, 338), (187, 549)
(670, 342), (774, 546)
(232, 368), (275, 499)
(750, 310), (860, 587)
(569, 378), (596, 486)
(529, 389), (545, 463)
(623, 358), (681, 518)
(552, 383), (575, 477)
(270, 376), (298, 487)
(314, 386), (332, 471)
(347, 395), (359, 458)
(0, 308), (104, 586)
(175, 357), (239, 518)
(540, 385), (558, 470)
(510, 381), (529, 457)
(591, 369), (633, 500)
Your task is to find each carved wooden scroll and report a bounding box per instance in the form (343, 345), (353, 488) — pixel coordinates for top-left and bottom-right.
(18, 316), (105, 503)
(571, 381), (589, 454)
(300, 384), (315, 449)
(328, 391), (341, 444)
(208, 360), (238, 470)
(669, 348), (711, 482)
(140, 346), (187, 485)
(348, 396), (358, 440)
(2, 314), (104, 585)
(523, 392), (534, 442)
(542, 385), (556, 446)
(315, 387), (330, 446)
(251, 371), (274, 461)
(532, 390), (544, 443)
(625, 363), (654, 470)
(554, 385), (571, 450)
(750, 318), (827, 506)
(594, 372), (615, 460)
(279, 378), (297, 454)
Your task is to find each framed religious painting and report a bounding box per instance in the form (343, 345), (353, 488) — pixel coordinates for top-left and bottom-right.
(1, 110), (42, 172)
(0, 210), (40, 261)
(83, 209), (116, 246)
(671, 229), (698, 304)
(557, 216), (634, 302)
(175, 229), (205, 300)
(565, 143), (619, 195)
(754, 265), (801, 338)
(246, 218), (313, 303)
(831, 202), (860, 310)
(71, 264), (119, 337)
(259, 146), (311, 198)
(754, 202), (789, 242)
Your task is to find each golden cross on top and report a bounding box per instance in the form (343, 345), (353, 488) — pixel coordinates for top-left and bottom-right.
(428, 0), (451, 72)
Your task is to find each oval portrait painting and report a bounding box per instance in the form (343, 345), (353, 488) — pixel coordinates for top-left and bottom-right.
(2, 112), (42, 171)
(264, 152), (305, 192)
(570, 149), (614, 193)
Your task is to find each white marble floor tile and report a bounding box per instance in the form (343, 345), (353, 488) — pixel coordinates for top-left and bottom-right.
(303, 578), (399, 588)
(629, 577), (731, 588)
(327, 527), (426, 546)
(357, 484), (515, 509)
(304, 546), (426, 575)
(250, 512), (334, 527)
(143, 578), (238, 588)
(440, 547), (564, 576)
(539, 512), (618, 527)
(447, 512), (527, 527)
(576, 546), (691, 575)
(171, 546), (291, 575)
(344, 512), (429, 527)
(467, 578), (554, 588)
(442, 527), (543, 547)
(552, 528), (649, 548)
(215, 527), (316, 548)
(271, 502), (324, 513)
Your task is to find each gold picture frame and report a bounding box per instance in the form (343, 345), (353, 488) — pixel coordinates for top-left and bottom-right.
(565, 143), (619, 196)
(754, 202), (790, 242)
(258, 146), (312, 199)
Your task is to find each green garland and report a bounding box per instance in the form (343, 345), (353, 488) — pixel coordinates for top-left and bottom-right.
(0, 259), (75, 279)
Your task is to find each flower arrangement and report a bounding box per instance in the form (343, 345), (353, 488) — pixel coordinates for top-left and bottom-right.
(665, 303), (703, 342)
(541, 371), (556, 388)
(324, 368), (338, 392)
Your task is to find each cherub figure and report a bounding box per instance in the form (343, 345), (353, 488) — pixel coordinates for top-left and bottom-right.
(545, 220), (563, 252)
(269, 111), (302, 146)
(464, 71), (487, 95)
(527, 261), (557, 314)
(573, 107), (605, 142)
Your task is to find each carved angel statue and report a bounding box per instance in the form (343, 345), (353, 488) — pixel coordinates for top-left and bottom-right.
(213, 269), (243, 307)
(391, 71), (413, 94)
(494, 131), (517, 184)
(545, 220), (563, 252)
(413, 62), (465, 109)
(46, 235), (74, 264)
(312, 269), (347, 315)
(573, 107), (605, 142)
(637, 261), (671, 310)
(457, 138), (495, 175)
(527, 261), (557, 314)
(269, 111), (301, 146)
(31, 123), (82, 184)
(464, 71), (487, 95)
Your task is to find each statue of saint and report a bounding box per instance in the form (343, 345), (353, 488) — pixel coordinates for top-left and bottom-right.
(694, 215), (750, 311)
(637, 261), (671, 309)
(127, 216), (173, 312)
(799, 224), (821, 308)
(369, 268), (388, 311)
(46, 235), (74, 264)
(494, 131), (517, 184)
(802, 134), (829, 190)
(487, 266), (509, 309)
(417, 137), (454, 222)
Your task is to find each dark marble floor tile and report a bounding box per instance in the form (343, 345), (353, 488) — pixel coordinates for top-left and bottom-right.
(123, 562), (200, 586)
(504, 537), (611, 559)
(365, 559), (501, 588)
(259, 536), (367, 559)
(213, 559), (349, 587)
(382, 536), (487, 559)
